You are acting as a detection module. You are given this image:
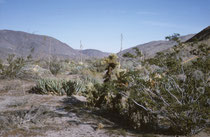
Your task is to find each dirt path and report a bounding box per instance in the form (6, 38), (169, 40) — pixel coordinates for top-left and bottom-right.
(0, 79), (138, 137)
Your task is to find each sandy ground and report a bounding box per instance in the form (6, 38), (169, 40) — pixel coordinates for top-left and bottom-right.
(0, 79), (209, 137)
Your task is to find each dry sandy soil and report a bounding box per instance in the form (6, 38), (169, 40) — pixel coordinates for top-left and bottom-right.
(0, 79), (209, 137)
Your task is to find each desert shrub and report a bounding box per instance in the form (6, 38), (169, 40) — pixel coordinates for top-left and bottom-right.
(79, 74), (102, 85)
(69, 64), (84, 74)
(190, 43), (210, 56)
(124, 71), (208, 135)
(60, 61), (72, 73)
(87, 59), (106, 73)
(87, 41), (209, 135)
(62, 80), (84, 96)
(123, 48), (143, 59)
(0, 54), (26, 79)
(88, 66), (209, 135)
(45, 57), (62, 76)
(69, 59), (105, 76)
(123, 52), (135, 58)
(30, 79), (84, 96)
(17, 64), (53, 80)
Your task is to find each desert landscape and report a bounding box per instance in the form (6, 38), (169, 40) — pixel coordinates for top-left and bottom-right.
(0, 0), (209, 137)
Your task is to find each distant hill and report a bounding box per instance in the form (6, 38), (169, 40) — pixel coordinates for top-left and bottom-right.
(0, 29), (203, 61)
(0, 30), (113, 60)
(78, 49), (110, 59)
(158, 26), (210, 63)
(0, 30), (86, 60)
(118, 34), (195, 58)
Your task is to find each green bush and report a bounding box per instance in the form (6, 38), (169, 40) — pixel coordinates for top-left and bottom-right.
(88, 66), (209, 135)
(87, 41), (210, 135)
(87, 59), (106, 73)
(123, 52), (135, 58)
(62, 80), (85, 95)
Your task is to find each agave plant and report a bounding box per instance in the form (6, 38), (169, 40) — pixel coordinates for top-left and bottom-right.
(30, 78), (88, 96)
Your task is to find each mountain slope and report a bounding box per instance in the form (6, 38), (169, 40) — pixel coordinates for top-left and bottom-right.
(186, 26), (210, 42)
(0, 30), (85, 59)
(118, 34), (195, 58)
(79, 49), (110, 58)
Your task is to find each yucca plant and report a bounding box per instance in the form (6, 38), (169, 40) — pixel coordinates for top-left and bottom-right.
(31, 79), (65, 95)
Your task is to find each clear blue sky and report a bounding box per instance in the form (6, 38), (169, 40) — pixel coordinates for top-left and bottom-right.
(0, 0), (209, 53)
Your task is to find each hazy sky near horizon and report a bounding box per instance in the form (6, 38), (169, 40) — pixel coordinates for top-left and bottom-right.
(0, 0), (210, 53)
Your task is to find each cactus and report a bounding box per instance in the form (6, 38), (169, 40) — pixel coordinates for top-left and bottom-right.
(103, 54), (119, 82)
(94, 54), (119, 107)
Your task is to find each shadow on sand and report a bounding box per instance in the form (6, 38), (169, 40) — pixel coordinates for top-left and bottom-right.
(57, 96), (173, 136)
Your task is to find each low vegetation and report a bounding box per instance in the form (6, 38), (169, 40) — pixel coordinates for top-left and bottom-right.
(30, 79), (84, 96)
(0, 54), (25, 79)
(86, 35), (210, 135)
(1, 33), (209, 136)
(45, 57), (62, 76)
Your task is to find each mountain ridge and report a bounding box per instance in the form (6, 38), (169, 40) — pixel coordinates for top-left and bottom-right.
(78, 49), (111, 58)
(0, 30), (109, 60)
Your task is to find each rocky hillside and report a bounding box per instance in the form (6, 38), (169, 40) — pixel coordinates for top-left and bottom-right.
(118, 34), (195, 58)
(0, 30), (84, 59)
